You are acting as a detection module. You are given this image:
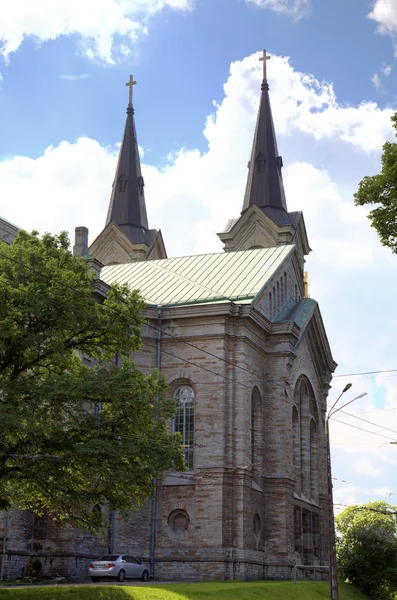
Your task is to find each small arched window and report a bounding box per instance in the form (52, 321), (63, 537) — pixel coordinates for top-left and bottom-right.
(174, 387), (195, 469)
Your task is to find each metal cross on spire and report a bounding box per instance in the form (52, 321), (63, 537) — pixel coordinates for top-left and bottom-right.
(259, 49), (271, 80)
(126, 74), (137, 105)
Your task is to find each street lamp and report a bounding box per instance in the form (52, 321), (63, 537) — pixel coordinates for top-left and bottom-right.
(326, 384), (367, 600)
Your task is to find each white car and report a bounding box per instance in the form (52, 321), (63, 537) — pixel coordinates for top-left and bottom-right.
(88, 554), (150, 582)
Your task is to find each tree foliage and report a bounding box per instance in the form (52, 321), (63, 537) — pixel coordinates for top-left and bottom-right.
(354, 114), (397, 253)
(0, 230), (184, 532)
(336, 501), (397, 600)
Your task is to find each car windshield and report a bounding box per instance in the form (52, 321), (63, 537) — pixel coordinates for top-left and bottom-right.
(98, 555), (119, 561)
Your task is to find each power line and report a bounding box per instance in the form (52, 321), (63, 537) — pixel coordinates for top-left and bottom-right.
(331, 418), (396, 441)
(334, 369), (397, 379)
(327, 404), (397, 437)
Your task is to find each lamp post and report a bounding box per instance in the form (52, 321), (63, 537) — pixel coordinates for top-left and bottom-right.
(326, 384), (367, 600)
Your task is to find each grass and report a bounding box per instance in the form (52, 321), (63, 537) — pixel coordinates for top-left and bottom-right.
(0, 581), (369, 600)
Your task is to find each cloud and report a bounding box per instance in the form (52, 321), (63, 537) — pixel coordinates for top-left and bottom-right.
(372, 72), (382, 89)
(383, 64), (393, 77)
(0, 50), (395, 253)
(368, 0), (397, 36)
(354, 459), (382, 477)
(0, 0), (194, 63)
(245, 0), (310, 20)
(59, 74), (90, 81)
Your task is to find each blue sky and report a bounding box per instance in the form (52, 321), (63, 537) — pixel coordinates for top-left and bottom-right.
(1, 0), (397, 511)
(1, 0), (396, 161)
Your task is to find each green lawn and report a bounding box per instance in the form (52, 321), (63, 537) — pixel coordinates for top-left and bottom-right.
(0, 581), (369, 600)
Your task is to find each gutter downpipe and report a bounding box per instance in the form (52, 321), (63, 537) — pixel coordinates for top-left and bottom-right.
(150, 306), (162, 579)
(1, 510), (8, 580)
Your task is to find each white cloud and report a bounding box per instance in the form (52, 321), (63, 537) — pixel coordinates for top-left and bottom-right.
(0, 0), (194, 63)
(372, 72), (382, 89)
(375, 486), (394, 497)
(245, 0), (310, 20)
(0, 51), (395, 253)
(383, 64), (393, 77)
(369, 0), (397, 36)
(354, 459), (382, 477)
(60, 74), (90, 81)
(0, 139), (116, 240)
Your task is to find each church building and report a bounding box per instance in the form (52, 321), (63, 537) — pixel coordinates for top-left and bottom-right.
(0, 52), (336, 581)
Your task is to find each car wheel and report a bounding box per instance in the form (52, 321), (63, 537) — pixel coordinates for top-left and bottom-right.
(91, 577), (101, 582)
(117, 569), (126, 582)
(141, 570), (149, 582)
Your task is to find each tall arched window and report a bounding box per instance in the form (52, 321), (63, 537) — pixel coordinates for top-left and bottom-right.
(292, 406), (300, 493)
(309, 394), (319, 501)
(294, 377), (319, 499)
(276, 281), (280, 312)
(174, 387), (195, 469)
(299, 379), (310, 497)
(272, 286), (276, 317)
(269, 292), (272, 320)
(284, 272), (288, 301)
(281, 276), (284, 307)
(310, 419), (318, 501)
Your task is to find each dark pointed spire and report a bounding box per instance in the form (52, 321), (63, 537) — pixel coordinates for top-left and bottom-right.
(106, 75), (151, 242)
(242, 50), (287, 214)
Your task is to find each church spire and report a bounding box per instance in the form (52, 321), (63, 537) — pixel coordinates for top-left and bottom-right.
(242, 50), (287, 214)
(106, 75), (149, 238)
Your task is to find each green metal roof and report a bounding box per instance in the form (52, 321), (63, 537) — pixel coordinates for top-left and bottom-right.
(101, 245), (294, 307)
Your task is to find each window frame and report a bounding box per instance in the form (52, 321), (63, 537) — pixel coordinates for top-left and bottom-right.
(173, 386), (195, 470)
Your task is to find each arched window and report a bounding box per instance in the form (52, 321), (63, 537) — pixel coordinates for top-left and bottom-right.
(269, 292), (272, 320)
(272, 286), (276, 316)
(276, 281), (280, 312)
(284, 272), (288, 302)
(174, 387), (195, 469)
(294, 377), (319, 499)
(280, 276), (284, 307)
(299, 379), (310, 497)
(310, 419), (318, 501)
(251, 388), (263, 485)
(292, 406), (300, 494)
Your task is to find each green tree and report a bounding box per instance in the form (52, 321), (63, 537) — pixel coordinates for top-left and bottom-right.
(336, 501), (397, 600)
(354, 113), (397, 253)
(0, 230), (184, 532)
